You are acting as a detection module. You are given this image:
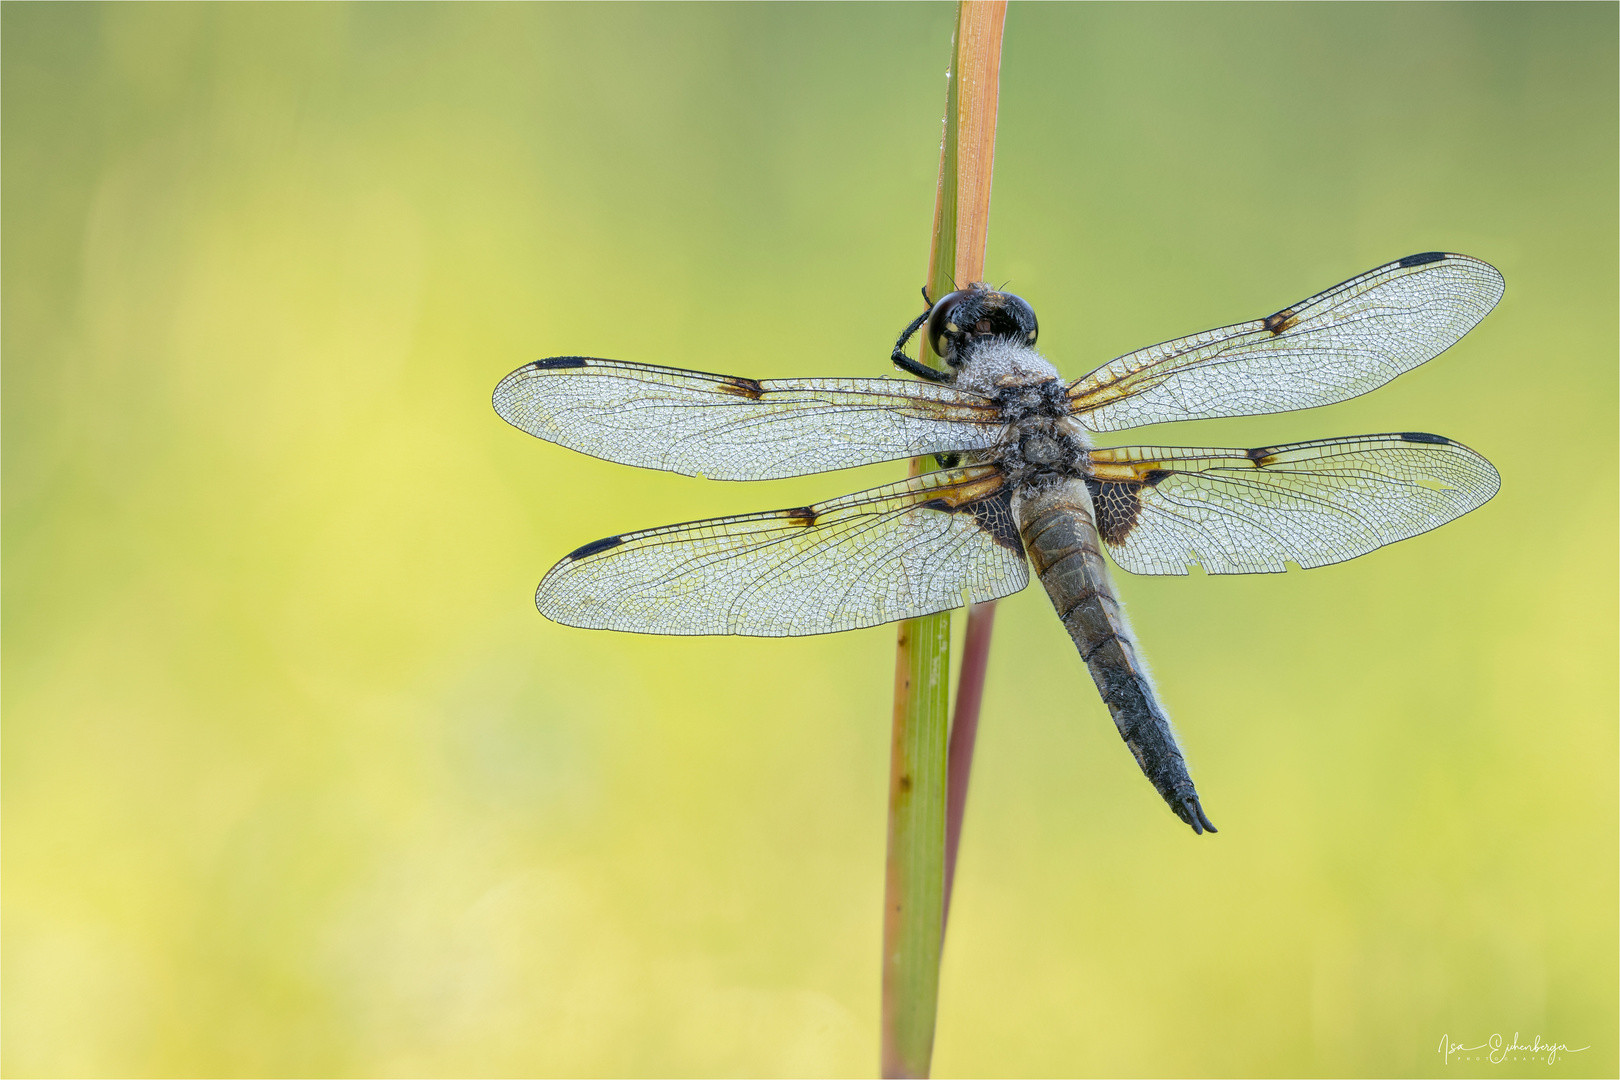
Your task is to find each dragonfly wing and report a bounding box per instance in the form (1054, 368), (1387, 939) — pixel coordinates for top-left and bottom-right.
(1069, 252), (1504, 431)
(1085, 433), (1499, 575)
(494, 357), (1005, 480)
(536, 465), (1028, 635)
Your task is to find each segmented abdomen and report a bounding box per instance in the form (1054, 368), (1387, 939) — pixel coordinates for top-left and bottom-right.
(1013, 478), (1216, 834)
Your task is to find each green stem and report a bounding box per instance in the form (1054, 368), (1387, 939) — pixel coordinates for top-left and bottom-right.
(882, 610), (952, 1078)
(881, 4), (1004, 1076)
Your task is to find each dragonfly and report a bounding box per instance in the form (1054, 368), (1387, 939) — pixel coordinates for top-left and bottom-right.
(492, 251), (1503, 834)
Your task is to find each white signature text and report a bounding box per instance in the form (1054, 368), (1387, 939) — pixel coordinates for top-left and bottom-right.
(1438, 1032), (1590, 1065)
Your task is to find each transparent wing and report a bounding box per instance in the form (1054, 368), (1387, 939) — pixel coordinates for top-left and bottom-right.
(1068, 252), (1504, 432)
(493, 357), (1005, 480)
(1085, 433), (1499, 575)
(537, 465), (1028, 636)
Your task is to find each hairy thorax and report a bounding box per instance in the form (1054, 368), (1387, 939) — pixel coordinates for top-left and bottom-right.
(956, 339), (1093, 493)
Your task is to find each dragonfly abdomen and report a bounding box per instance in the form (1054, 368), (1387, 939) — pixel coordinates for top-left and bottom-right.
(1014, 479), (1217, 835)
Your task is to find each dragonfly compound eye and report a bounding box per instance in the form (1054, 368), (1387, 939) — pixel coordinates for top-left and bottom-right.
(925, 290), (972, 365)
(932, 289), (1039, 360)
(1001, 293), (1038, 344)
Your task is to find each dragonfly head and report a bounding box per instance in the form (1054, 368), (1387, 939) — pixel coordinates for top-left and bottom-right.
(926, 284), (1039, 370)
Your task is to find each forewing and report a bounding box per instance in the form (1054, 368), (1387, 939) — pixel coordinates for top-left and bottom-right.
(1085, 433), (1499, 575)
(493, 357), (1004, 480)
(1068, 252), (1504, 431)
(536, 465), (1028, 635)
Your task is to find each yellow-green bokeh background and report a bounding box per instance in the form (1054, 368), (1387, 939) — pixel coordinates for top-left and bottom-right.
(4, 3), (1615, 1076)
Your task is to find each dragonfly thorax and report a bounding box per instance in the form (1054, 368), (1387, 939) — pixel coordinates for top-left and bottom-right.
(999, 413), (1089, 491)
(952, 336), (1061, 396)
(971, 368), (1090, 491)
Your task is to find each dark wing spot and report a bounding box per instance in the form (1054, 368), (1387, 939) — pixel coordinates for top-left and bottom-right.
(567, 534), (624, 560)
(1262, 308), (1300, 335)
(1142, 468), (1171, 486)
(1245, 448), (1278, 467)
(918, 490), (1024, 554)
(1398, 431), (1451, 444)
(1086, 479), (1145, 545)
(532, 356), (590, 370)
(963, 489), (1024, 554)
(782, 506), (818, 527)
(934, 452), (962, 469)
(714, 377), (764, 399)
(1398, 251), (1447, 268)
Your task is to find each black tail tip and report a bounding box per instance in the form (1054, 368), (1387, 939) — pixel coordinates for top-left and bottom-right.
(1181, 795), (1218, 835)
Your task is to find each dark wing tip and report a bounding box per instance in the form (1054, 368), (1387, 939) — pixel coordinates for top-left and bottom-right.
(565, 534), (625, 561)
(1397, 431), (1452, 445)
(1397, 251), (1448, 268)
(493, 357), (593, 416)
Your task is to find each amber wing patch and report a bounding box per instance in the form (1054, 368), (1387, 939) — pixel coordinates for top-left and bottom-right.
(1085, 436), (1499, 575)
(493, 356), (1006, 480)
(535, 464), (1029, 635)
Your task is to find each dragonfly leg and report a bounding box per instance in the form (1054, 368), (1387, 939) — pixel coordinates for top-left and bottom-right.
(891, 288), (949, 382)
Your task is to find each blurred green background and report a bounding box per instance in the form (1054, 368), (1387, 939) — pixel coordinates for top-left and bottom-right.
(4, 3), (1615, 1076)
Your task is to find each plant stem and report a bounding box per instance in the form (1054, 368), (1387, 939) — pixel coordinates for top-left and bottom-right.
(943, 599), (997, 926)
(882, 609), (951, 1080)
(881, 4), (1005, 1077)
